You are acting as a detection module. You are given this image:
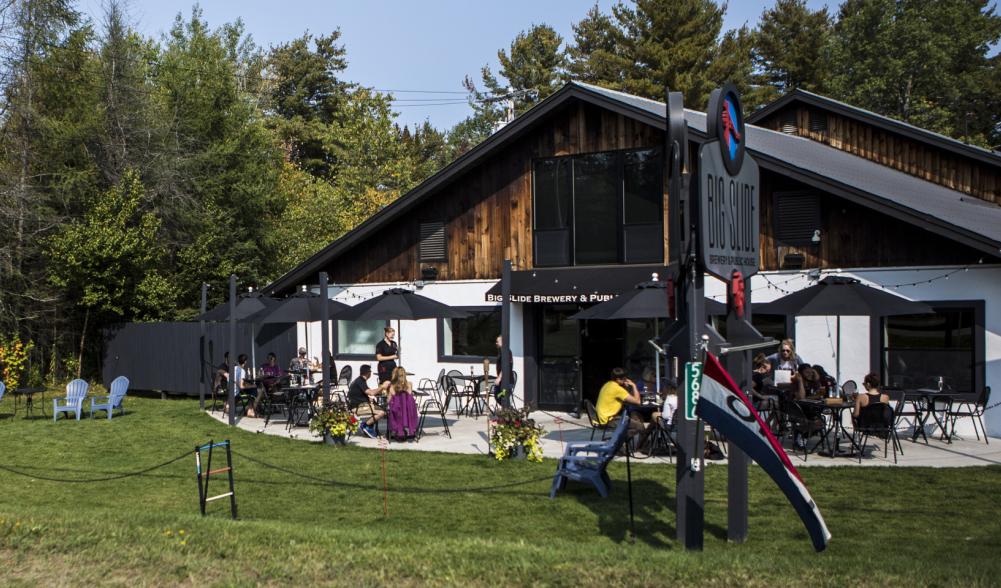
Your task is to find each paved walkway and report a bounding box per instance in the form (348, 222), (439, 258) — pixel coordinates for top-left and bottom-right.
(206, 406), (1000, 467)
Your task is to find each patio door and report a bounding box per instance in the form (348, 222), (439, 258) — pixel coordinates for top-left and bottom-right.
(539, 305), (580, 411)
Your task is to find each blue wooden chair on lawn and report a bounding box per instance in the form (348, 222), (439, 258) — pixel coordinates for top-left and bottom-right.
(550, 412), (631, 499)
(0, 381), (6, 417)
(90, 376), (129, 419)
(53, 379), (89, 421)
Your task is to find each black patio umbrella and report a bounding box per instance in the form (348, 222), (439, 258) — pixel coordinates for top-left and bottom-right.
(196, 290), (279, 369)
(335, 288), (469, 362)
(569, 280), (677, 393)
(247, 290), (351, 368)
(756, 276), (933, 382)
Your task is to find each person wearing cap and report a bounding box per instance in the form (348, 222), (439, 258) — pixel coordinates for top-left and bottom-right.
(289, 346), (310, 373)
(348, 364), (387, 438)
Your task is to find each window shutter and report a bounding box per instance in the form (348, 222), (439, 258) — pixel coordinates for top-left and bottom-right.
(808, 110), (828, 133)
(419, 221), (446, 261)
(774, 192), (821, 245)
(780, 110), (798, 134)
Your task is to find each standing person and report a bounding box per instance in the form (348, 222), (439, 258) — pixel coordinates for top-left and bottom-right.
(387, 366), (419, 441)
(347, 364), (386, 438)
(767, 339), (806, 400)
(375, 327), (399, 384)
(493, 334), (514, 407)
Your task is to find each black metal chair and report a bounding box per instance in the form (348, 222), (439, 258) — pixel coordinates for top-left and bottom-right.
(783, 399), (827, 461)
(947, 386), (991, 444)
(337, 365), (352, 387)
(446, 370), (474, 416)
(584, 399), (619, 441)
(417, 371), (451, 441)
(854, 402), (900, 463)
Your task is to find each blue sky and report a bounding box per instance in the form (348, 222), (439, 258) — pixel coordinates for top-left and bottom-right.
(81, 0), (836, 130)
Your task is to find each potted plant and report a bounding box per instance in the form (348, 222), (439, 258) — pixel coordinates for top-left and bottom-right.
(490, 408), (545, 462)
(309, 401), (358, 445)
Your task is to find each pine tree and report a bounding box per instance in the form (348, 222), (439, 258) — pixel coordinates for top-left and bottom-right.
(564, 0), (756, 109)
(827, 0), (1001, 146)
(751, 0), (833, 99)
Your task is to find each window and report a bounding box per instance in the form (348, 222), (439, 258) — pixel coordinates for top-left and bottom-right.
(881, 306), (977, 392)
(774, 191), (821, 246)
(533, 147), (663, 267)
(533, 158), (572, 266)
(439, 309), (501, 360)
(574, 152), (619, 264)
(419, 221), (446, 262)
(337, 320), (386, 356)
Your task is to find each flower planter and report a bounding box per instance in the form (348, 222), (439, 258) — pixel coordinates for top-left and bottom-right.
(325, 433), (346, 446)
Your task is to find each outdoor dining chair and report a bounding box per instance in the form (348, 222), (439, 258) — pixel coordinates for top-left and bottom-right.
(416, 371), (451, 441)
(584, 399), (619, 441)
(53, 379), (89, 421)
(854, 402), (900, 463)
(90, 376), (129, 419)
(947, 386), (991, 444)
(782, 399), (827, 461)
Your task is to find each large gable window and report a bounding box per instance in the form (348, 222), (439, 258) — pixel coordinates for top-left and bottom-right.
(533, 147), (663, 267)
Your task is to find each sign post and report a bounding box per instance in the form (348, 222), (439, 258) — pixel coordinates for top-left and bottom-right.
(699, 84), (761, 544)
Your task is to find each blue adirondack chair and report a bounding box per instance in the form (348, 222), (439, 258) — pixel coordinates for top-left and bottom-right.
(550, 412), (631, 498)
(90, 376), (129, 419)
(0, 381), (6, 416)
(53, 379), (89, 421)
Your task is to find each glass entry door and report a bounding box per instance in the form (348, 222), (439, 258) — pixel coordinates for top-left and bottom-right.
(539, 305), (580, 411)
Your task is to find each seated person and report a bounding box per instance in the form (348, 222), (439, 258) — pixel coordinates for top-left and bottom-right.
(259, 352), (284, 394)
(635, 367), (659, 397)
(347, 364), (387, 438)
(657, 378), (679, 428)
(386, 366), (419, 440)
(812, 364), (837, 394)
(799, 366), (823, 399)
(226, 354), (260, 417)
(288, 346), (310, 375)
(853, 373), (889, 420)
(595, 367), (652, 452)
(213, 352), (230, 393)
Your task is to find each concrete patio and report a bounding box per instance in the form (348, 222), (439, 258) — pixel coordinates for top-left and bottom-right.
(207, 405), (1001, 468)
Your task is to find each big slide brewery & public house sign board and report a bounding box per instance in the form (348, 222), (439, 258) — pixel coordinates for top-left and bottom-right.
(699, 83), (760, 280)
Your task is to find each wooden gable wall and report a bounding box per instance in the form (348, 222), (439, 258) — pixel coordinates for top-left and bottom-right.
(758, 171), (989, 269)
(325, 100), (663, 284)
(317, 100), (994, 287)
(755, 105), (1001, 205)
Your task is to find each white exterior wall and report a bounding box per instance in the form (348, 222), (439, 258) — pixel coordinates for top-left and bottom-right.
(298, 280), (526, 408)
(704, 265), (1001, 438)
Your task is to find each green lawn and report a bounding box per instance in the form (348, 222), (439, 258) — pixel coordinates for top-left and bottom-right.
(0, 395), (999, 587)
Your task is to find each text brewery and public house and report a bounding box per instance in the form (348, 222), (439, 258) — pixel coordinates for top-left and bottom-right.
(264, 82), (1001, 436)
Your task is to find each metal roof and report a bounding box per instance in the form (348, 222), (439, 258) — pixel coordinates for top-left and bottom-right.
(265, 82), (1001, 294)
(745, 88), (1001, 168)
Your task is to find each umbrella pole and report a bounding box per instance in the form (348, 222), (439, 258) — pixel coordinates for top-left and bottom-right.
(835, 315), (841, 385)
(655, 320), (661, 395)
(250, 322), (256, 377)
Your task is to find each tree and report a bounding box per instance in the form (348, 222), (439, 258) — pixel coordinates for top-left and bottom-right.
(751, 0), (833, 100)
(45, 171), (173, 375)
(827, 0), (1001, 146)
(564, 0), (756, 109)
(566, 4), (630, 85)
(265, 31), (349, 179)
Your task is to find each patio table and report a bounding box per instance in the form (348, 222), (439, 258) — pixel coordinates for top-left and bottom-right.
(900, 389), (963, 443)
(812, 399), (859, 458)
(283, 384), (321, 430)
(12, 387), (47, 419)
(449, 374), (496, 417)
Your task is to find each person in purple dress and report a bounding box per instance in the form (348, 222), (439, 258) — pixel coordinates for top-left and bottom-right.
(387, 366), (419, 441)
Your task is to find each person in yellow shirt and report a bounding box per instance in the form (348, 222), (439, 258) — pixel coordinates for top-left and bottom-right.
(595, 367), (652, 453)
(596, 367), (641, 424)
